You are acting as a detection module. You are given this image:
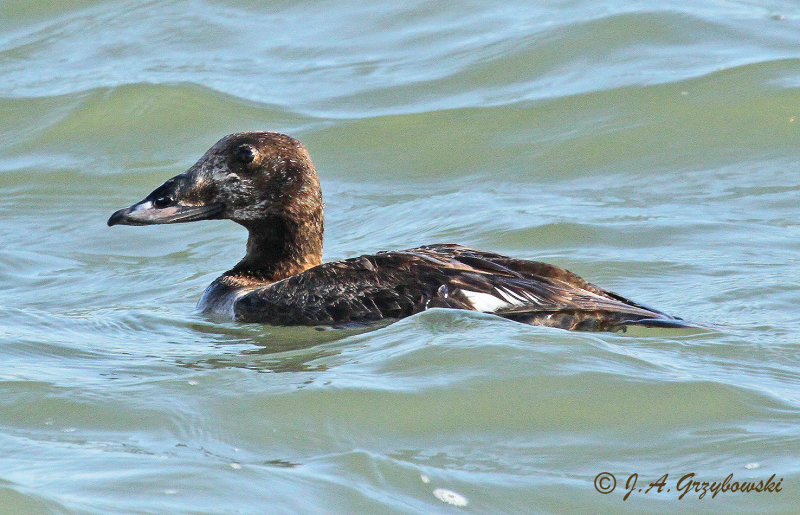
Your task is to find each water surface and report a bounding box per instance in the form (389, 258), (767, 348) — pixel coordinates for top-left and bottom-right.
(1, 0), (799, 513)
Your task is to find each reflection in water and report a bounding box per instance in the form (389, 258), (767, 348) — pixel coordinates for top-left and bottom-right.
(177, 320), (386, 373)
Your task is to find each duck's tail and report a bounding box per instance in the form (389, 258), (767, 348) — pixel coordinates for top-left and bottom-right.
(499, 310), (694, 332)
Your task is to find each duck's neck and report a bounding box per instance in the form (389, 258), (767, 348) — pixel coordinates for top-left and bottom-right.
(226, 215), (323, 284)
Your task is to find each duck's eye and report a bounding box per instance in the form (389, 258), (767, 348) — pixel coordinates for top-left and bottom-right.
(153, 195), (173, 208)
(235, 145), (256, 164)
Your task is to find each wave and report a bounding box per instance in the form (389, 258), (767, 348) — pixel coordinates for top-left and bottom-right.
(1, 1), (798, 120)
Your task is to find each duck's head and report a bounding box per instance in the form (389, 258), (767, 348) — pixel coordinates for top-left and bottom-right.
(108, 131), (322, 229)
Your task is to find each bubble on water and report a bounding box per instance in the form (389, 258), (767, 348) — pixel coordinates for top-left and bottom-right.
(230, 462), (242, 470)
(745, 462), (760, 470)
(420, 474), (430, 484)
(433, 488), (468, 507)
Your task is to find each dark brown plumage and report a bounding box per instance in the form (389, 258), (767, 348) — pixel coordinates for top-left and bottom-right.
(108, 131), (687, 332)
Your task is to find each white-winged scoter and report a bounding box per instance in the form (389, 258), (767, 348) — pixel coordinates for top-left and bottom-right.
(108, 131), (687, 331)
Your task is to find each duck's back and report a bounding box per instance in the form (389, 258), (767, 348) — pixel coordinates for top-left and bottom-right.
(229, 244), (685, 331)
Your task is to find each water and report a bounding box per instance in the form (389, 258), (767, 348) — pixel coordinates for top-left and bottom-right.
(1, 0), (799, 512)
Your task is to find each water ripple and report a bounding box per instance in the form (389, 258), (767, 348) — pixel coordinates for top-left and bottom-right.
(2, 0), (800, 512)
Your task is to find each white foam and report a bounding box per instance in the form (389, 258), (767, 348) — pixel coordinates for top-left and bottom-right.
(433, 488), (468, 507)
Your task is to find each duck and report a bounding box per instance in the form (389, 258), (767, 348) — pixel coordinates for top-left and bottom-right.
(108, 131), (687, 332)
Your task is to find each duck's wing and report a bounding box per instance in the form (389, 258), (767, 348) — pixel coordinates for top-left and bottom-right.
(233, 250), (467, 325)
(405, 244), (688, 330)
(234, 243), (686, 331)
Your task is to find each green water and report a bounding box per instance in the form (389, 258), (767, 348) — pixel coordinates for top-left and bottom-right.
(1, 1), (799, 513)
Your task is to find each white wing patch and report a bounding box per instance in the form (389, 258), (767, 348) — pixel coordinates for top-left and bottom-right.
(461, 290), (511, 312)
(461, 286), (545, 313)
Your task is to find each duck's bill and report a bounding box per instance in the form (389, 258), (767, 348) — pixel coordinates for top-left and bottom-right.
(107, 201), (224, 226)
